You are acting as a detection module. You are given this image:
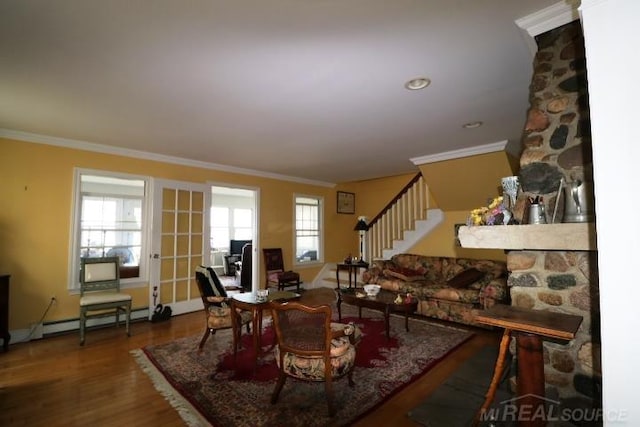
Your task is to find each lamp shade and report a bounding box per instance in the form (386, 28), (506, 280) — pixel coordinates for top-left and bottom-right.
(354, 219), (368, 231)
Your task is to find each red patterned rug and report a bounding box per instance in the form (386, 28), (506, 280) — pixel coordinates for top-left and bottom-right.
(131, 306), (473, 427)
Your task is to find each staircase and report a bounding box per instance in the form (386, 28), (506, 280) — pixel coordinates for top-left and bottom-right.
(366, 172), (442, 261)
(312, 173), (443, 288)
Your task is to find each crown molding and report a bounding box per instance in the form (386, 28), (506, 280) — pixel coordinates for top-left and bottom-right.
(409, 140), (508, 165)
(516, 0), (582, 56)
(0, 128), (335, 188)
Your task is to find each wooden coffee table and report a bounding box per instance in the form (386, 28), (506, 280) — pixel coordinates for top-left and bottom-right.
(337, 288), (418, 339)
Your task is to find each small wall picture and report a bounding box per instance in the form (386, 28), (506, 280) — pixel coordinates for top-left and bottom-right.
(337, 191), (355, 214)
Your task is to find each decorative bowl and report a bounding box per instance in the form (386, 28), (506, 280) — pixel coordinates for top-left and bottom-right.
(363, 284), (381, 297)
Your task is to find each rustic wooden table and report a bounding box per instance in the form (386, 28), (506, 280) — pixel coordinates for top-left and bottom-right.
(474, 304), (583, 427)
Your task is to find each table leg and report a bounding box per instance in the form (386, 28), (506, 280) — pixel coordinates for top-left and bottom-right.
(1, 331), (9, 352)
(474, 328), (512, 426)
(384, 306), (390, 339)
(337, 294), (342, 322)
(405, 310), (410, 332)
(516, 332), (546, 427)
(251, 307), (261, 370)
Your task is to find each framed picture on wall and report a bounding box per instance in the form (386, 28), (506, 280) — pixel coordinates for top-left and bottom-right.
(337, 191), (355, 214)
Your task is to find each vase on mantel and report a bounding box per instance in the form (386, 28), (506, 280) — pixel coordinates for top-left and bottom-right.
(501, 176), (519, 224)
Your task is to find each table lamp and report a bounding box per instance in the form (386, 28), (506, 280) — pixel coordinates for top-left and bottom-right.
(353, 218), (369, 263)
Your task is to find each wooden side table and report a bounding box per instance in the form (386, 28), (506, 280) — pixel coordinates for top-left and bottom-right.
(474, 304), (583, 427)
(335, 262), (368, 289)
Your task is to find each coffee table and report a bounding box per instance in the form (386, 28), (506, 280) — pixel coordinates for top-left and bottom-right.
(337, 288), (418, 339)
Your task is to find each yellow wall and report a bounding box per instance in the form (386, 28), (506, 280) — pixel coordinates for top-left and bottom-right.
(419, 151), (516, 211)
(409, 210), (507, 261)
(0, 137), (361, 330)
(0, 137), (509, 332)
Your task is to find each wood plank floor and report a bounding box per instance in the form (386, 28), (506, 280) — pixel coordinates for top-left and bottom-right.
(0, 312), (500, 426)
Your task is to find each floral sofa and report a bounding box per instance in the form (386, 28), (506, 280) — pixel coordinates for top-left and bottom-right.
(361, 254), (509, 327)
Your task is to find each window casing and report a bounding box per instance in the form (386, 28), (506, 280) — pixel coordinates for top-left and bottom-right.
(69, 170), (149, 290)
(294, 195), (323, 265)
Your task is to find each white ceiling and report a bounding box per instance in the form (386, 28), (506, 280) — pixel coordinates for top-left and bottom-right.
(0, 0), (567, 185)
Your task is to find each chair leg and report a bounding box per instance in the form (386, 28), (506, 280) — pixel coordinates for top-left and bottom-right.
(232, 325), (240, 357)
(347, 368), (355, 387)
(198, 328), (211, 351)
(271, 371), (287, 404)
(325, 377), (335, 417)
(79, 309), (86, 346)
(125, 303), (131, 337)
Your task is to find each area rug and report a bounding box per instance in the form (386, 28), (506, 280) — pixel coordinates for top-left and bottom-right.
(131, 306), (474, 427)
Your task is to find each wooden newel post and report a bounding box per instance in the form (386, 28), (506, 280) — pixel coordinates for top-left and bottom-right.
(516, 333), (545, 427)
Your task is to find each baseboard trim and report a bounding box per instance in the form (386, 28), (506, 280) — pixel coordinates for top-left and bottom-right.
(8, 307), (150, 344)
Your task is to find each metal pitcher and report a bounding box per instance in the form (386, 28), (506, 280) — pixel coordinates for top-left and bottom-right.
(528, 204), (546, 224)
(563, 180), (595, 223)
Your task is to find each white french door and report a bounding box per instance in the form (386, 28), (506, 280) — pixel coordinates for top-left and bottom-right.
(149, 179), (210, 316)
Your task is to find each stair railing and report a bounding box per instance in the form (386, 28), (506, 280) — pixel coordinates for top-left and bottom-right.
(365, 172), (429, 260)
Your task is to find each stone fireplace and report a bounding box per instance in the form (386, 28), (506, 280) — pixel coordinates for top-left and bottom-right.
(458, 18), (602, 418)
(508, 19), (601, 412)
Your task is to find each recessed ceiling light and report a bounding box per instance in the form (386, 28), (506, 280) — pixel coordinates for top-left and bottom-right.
(404, 77), (431, 90)
(462, 121), (483, 129)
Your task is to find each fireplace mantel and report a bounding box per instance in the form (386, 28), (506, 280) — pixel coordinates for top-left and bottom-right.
(457, 223), (597, 251)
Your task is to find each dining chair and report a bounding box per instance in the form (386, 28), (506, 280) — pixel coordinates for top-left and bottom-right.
(262, 248), (301, 292)
(79, 257), (132, 345)
(239, 243), (253, 292)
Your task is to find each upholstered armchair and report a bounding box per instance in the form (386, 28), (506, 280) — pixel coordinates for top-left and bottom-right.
(269, 301), (359, 417)
(194, 266), (252, 351)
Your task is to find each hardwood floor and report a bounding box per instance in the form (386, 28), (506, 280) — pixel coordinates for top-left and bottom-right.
(0, 312), (500, 426)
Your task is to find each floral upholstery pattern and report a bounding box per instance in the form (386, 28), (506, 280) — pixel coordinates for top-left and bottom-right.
(362, 254), (508, 327)
(206, 305), (252, 329)
(274, 322), (360, 381)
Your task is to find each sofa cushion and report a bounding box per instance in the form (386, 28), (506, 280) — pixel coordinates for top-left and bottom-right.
(446, 268), (485, 289)
(383, 267), (426, 282)
(390, 254), (440, 281)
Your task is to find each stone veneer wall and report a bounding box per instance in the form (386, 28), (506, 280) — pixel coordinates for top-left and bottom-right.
(508, 20), (602, 411)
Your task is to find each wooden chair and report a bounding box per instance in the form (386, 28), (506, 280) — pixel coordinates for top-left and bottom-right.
(79, 257), (132, 346)
(269, 301), (358, 417)
(194, 266), (252, 351)
(262, 248), (301, 292)
(239, 243), (252, 292)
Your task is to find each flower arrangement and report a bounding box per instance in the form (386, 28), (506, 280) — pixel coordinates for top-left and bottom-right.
(467, 196), (511, 226)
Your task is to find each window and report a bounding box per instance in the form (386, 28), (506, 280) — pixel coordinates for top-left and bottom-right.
(294, 195), (323, 264)
(233, 208), (252, 240)
(210, 206), (230, 250)
(209, 207), (253, 250)
(69, 170), (148, 290)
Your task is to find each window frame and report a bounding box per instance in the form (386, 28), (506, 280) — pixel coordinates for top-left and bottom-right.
(68, 168), (150, 292)
(293, 194), (324, 267)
